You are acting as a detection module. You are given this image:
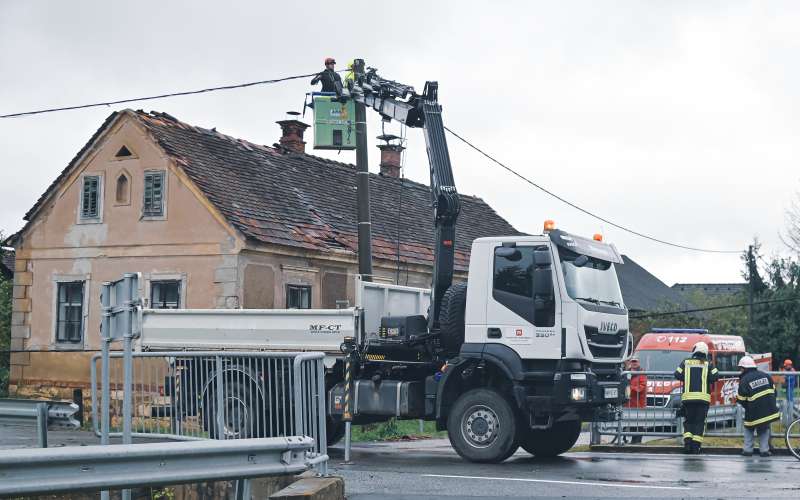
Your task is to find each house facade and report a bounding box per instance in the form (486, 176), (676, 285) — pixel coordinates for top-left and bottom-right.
(6, 109), (520, 399)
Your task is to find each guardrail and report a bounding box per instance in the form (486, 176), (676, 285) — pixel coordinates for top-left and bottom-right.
(90, 351), (329, 473)
(592, 370), (800, 446)
(0, 398), (80, 448)
(0, 436), (314, 497)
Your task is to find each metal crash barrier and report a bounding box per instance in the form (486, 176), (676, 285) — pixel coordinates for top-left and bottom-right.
(592, 370), (800, 445)
(0, 436), (314, 497)
(0, 398), (80, 448)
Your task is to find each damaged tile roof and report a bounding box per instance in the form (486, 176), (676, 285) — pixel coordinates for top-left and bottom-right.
(132, 110), (520, 270)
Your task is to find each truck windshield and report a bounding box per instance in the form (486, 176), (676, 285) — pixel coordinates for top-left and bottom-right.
(559, 248), (624, 308)
(636, 350), (689, 372)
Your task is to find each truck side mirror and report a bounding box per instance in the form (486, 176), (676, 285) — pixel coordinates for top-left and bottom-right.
(533, 249), (552, 267)
(495, 247), (522, 261)
(533, 268), (554, 306)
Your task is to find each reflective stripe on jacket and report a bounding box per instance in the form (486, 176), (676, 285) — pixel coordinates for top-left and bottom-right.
(737, 369), (780, 428)
(674, 357), (718, 403)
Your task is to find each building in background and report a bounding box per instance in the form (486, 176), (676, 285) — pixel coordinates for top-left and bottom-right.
(616, 255), (692, 314)
(0, 250), (13, 280)
(4, 109), (520, 400)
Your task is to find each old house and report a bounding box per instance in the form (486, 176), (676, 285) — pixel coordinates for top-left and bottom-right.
(6, 109), (519, 398)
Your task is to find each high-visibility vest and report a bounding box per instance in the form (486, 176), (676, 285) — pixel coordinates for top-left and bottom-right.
(675, 358), (718, 403)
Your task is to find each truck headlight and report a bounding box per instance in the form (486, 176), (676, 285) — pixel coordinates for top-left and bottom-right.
(571, 387), (586, 401)
(570, 373), (587, 381)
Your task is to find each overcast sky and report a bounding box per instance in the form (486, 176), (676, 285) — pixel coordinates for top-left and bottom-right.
(2, 0), (798, 285)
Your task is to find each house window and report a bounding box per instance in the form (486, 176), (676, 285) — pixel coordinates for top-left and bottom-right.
(115, 173), (130, 205)
(286, 284), (311, 309)
(143, 171), (165, 217)
(80, 176), (101, 220)
(151, 280), (181, 309)
(56, 281), (84, 343)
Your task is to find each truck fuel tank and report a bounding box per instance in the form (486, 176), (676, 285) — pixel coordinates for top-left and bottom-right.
(329, 379), (425, 418)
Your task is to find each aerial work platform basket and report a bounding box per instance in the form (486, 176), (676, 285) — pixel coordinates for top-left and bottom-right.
(310, 92), (356, 150)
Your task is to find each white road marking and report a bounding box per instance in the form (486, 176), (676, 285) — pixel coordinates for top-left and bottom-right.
(422, 473), (692, 490)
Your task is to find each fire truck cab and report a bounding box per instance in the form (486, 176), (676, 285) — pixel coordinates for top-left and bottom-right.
(634, 328), (746, 408)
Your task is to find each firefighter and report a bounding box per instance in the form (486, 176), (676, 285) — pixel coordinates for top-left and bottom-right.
(625, 355), (647, 444)
(311, 57), (343, 97)
(674, 341), (719, 454)
(737, 356), (780, 457)
(781, 359), (796, 408)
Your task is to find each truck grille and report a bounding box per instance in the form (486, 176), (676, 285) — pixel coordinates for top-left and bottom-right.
(583, 326), (627, 359)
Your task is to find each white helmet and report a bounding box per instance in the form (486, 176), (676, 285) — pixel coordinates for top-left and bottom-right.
(738, 356), (756, 369)
(692, 341), (709, 355)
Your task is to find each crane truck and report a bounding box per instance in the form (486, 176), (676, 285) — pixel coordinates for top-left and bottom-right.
(139, 61), (633, 463)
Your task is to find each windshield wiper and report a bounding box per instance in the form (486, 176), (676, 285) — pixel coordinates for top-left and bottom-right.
(597, 299), (622, 307)
(573, 297), (600, 304)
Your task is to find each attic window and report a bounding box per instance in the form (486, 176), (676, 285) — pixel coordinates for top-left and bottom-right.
(115, 146), (133, 158)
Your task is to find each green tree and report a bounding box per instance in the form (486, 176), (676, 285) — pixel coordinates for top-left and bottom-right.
(0, 231), (11, 396)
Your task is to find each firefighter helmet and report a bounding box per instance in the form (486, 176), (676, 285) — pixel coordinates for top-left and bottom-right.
(691, 341), (709, 355)
(738, 356), (756, 369)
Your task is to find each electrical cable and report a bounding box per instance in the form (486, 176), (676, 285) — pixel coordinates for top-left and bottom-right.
(630, 296), (799, 319)
(0, 71), (325, 118)
(443, 125), (743, 254)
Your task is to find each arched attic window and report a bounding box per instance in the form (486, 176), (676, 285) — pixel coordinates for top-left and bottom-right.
(115, 171), (130, 205)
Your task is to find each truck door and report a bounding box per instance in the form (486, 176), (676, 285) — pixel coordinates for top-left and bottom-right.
(485, 244), (561, 359)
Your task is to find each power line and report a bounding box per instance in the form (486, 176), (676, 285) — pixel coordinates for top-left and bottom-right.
(0, 71), (323, 119)
(630, 296), (799, 319)
(443, 126), (743, 254)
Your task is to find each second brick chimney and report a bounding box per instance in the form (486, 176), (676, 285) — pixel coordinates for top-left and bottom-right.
(378, 142), (404, 178)
(276, 114), (309, 154)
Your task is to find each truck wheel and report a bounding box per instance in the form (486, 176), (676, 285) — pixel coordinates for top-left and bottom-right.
(447, 388), (519, 463)
(439, 282), (468, 353)
(520, 420), (581, 457)
(203, 380), (262, 439)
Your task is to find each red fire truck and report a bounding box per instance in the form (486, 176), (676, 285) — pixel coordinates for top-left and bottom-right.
(634, 328), (746, 408)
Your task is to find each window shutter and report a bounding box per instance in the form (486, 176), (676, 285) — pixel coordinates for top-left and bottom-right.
(143, 171), (165, 216)
(81, 176), (99, 218)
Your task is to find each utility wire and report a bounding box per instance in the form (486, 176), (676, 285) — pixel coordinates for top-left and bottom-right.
(630, 296), (799, 319)
(0, 71), (323, 118)
(444, 126), (743, 254)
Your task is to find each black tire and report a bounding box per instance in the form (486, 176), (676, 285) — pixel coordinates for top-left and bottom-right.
(327, 417), (346, 446)
(439, 282), (468, 353)
(520, 420), (581, 457)
(203, 379), (262, 439)
(447, 388), (519, 463)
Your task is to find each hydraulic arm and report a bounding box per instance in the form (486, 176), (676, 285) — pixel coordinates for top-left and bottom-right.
(350, 60), (461, 332)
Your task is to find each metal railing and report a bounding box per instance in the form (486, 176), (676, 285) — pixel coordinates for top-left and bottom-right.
(90, 351), (329, 473)
(592, 370), (800, 446)
(0, 436), (314, 497)
(0, 398), (80, 448)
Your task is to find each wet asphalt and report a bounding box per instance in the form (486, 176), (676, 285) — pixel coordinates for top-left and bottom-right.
(3, 426), (797, 499)
(329, 438), (800, 499)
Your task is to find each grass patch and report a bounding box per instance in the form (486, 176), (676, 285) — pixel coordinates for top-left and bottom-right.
(351, 419), (447, 442)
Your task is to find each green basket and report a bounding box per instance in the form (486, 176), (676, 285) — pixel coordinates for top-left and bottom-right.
(313, 95), (357, 150)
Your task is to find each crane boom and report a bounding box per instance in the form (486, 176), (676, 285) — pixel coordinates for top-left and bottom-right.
(350, 60), (461, 331)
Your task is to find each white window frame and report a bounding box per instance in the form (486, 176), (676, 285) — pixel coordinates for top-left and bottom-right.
(141, 169), (168, 221)
(51, 274), (90, 350)
(77, 173), (104, 224)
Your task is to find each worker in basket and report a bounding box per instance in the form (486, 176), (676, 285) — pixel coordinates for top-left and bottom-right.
(737, 355), (780, 457)
(674, 341), (719, 454)
(625, 355), (647, 444)
(311, 57), (343, 98)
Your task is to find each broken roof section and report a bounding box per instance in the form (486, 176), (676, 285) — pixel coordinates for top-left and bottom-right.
(18, 109), (520, 271)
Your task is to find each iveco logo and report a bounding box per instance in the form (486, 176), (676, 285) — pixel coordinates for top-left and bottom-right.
(599, 321), (618, 334)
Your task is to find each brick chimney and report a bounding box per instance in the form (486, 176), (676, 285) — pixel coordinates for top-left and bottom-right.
(276, 113), (309, 154)
(377, 135), (404, 178)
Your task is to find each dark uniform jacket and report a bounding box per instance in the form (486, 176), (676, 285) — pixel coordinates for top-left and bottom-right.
(311, 69), (342, 94)
(737, 369), (780, 428)
(674, 356), (719, 403)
